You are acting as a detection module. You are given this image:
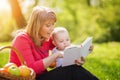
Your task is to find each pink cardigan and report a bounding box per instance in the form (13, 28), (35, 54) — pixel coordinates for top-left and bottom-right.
(10, 32), (54, 75)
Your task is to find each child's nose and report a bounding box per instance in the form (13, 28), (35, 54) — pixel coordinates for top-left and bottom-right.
(64, 43), (68, 47)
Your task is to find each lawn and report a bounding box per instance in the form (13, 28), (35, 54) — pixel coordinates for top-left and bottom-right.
(83, 42), (120, 80)
(0, 42), (11, 67)
(0, 42), (120, 80)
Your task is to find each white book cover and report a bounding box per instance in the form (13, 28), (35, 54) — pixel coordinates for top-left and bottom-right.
(62, 37), (92, 67)
(81, 37), (92, 57)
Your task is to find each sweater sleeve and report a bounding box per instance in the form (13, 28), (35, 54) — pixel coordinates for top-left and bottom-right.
(49, 37), (55, 50)
(10, 34), (45, 75)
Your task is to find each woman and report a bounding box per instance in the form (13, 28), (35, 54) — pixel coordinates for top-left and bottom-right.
(10, 6), (99, 80)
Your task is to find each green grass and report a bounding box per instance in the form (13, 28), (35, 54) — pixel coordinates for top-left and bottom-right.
(0, 51), (9, 67)
(83, 42), (120, 80)
(0, 42), (120, 80)
(0, 42), (11, 67)
(0, 42), (11, 46)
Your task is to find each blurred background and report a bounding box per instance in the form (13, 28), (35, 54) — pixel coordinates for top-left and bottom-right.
(0, 0), (120, 80)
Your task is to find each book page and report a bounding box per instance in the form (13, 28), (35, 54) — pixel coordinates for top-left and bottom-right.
(62, 46), (82, 67)
(62, 37), (92, 67)
(81, 37), (92, 57)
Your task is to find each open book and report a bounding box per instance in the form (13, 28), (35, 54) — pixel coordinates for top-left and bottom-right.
(62, 37), (92, 67)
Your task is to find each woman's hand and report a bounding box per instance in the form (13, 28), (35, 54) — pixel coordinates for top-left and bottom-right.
(43, 52), (63, 69)
(74, 56), (85, 66)
(89, 45), (94, 52)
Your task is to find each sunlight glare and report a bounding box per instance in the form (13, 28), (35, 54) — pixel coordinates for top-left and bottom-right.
(0, 0), (10, 11)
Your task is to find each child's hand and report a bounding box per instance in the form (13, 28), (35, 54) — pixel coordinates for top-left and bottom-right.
(56, 52), (64, 58)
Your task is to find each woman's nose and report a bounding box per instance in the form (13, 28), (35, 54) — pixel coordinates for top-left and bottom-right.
(50, 26), (54, 31)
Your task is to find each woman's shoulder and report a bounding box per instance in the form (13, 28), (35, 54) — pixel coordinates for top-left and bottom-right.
(13, 31), (32, 43)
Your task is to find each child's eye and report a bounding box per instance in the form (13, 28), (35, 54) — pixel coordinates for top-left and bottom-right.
(46, 24), (50, 27)
(66, 38), (70, 41)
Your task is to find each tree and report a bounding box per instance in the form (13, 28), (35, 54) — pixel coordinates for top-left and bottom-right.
(9, 0), (26, 28)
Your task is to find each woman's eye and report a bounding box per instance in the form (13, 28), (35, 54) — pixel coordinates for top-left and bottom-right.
(46, 24), (50, 27)
(60, 40), (63, 43)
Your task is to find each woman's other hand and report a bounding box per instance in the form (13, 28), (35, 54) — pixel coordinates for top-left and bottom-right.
(74, 56), (85, 66)
(89, 45), (94, 52)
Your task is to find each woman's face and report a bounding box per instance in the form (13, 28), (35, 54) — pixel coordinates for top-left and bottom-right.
(40, 20), (55, 39)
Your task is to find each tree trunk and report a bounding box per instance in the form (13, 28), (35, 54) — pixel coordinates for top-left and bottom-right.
(9, 0), (26, 28)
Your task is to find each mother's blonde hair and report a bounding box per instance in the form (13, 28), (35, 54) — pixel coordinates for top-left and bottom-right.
(26, 6), (56, 46)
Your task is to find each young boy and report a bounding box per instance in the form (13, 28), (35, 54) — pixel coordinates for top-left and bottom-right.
(51, 27), (93, 67)
(52, 27), (71, 67)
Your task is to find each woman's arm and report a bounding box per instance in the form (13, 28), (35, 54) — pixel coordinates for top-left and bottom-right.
(10, 35), (45, 74)
(43, 52), (63, 68)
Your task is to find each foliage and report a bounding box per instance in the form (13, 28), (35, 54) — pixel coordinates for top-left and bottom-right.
(55, 0), (120, 43)
(0, 0), (120, 43)
(0, 18), (17, 42)
(94, 0), (120, 42)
